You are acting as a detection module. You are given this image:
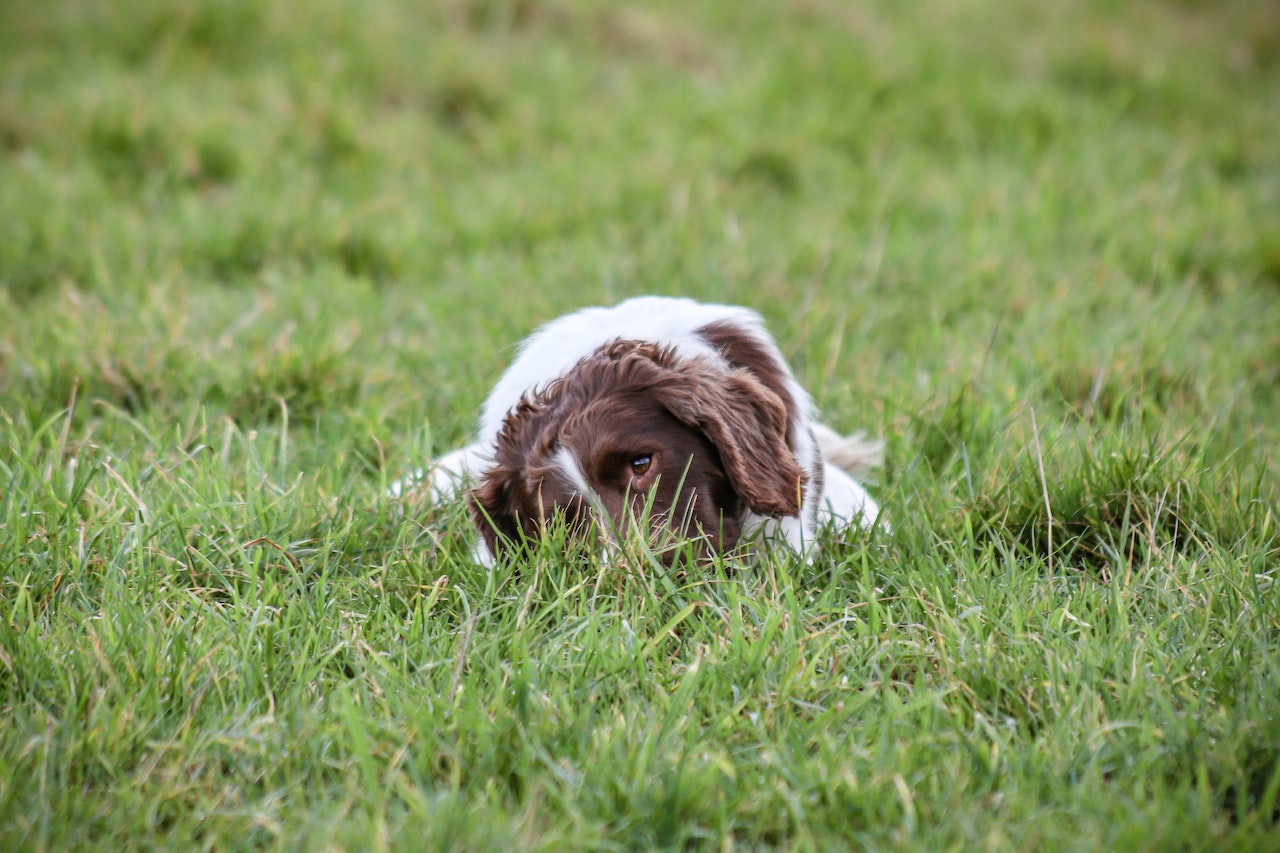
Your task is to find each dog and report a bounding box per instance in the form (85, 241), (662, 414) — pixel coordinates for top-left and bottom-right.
(392, 296), (883, 564)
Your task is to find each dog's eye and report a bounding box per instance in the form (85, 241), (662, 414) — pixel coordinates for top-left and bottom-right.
(630, 454), (652, 477)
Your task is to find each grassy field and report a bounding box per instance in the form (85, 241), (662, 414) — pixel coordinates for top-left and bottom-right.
(3, 0), (1279, 848)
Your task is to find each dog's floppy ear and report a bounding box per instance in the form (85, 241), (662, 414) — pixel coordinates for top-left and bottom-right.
(659, 363), (805, 517)
(467, 471), (524, 559)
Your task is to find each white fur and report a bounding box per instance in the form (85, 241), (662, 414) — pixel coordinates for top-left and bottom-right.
(391, 296), (883, 563)
(479, 297), (773, 442)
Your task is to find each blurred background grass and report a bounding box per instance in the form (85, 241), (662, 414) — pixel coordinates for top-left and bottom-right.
(2, 0), (1277, 453)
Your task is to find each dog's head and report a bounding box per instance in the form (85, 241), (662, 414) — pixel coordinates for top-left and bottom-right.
(469, 340), (806, 564)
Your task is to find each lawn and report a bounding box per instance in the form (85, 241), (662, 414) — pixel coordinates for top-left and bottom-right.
(2, 0), (1279, 848)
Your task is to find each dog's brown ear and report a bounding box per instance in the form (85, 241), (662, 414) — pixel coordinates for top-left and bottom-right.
(468, 471), (524, 558)
(660, 364), (805, 517)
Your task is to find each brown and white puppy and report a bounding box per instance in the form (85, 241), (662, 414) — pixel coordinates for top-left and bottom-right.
(391, 296), (882, 564)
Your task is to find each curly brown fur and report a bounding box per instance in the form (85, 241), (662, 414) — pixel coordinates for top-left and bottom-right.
(469, 339), (804, 563)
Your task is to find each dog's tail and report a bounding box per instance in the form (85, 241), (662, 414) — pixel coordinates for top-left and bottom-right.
(812, 423), (885, 475)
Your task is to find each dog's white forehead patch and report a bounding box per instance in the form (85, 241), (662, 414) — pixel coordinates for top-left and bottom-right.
(553, 446), (593, 496)
(552, 445), (620, 557)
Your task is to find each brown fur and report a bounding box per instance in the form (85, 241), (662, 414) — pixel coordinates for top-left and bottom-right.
(696, 320), (800, 444)
(697, 319), (827, 526)
(469, 339), (805, 563)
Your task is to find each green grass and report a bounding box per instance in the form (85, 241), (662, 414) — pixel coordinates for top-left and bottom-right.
(3, 0), (1279, 848)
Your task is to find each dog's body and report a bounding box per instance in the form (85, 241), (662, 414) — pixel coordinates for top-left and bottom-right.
(397, 296), (882, 564)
